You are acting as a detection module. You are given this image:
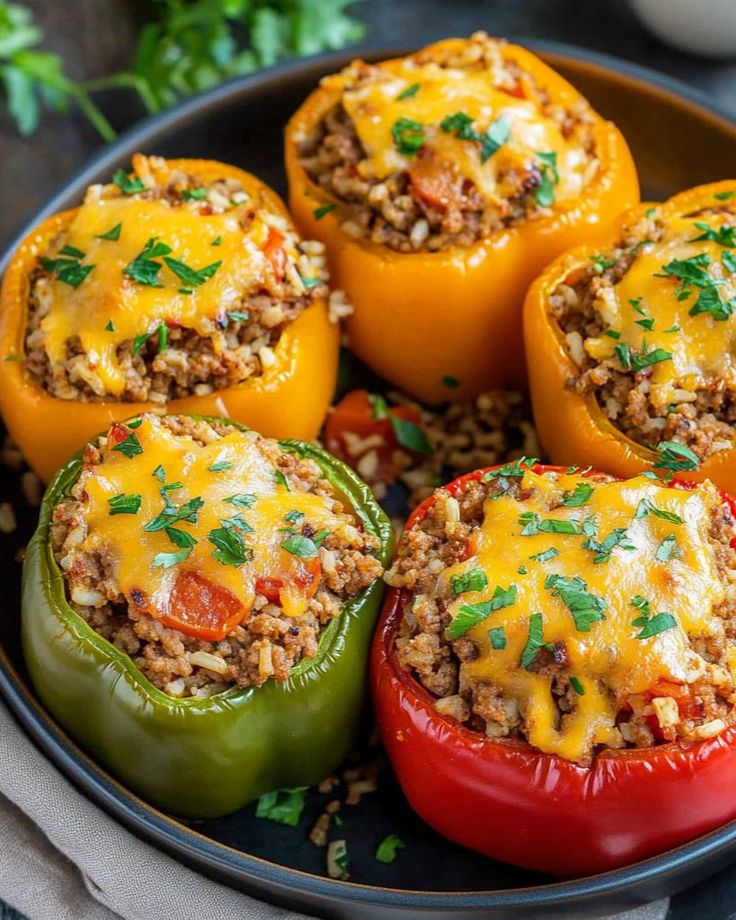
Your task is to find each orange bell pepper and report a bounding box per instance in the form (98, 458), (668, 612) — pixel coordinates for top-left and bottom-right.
(0, 159), (339, 482)
(285, 38), (639, 404)
(524, 180), (736, 493)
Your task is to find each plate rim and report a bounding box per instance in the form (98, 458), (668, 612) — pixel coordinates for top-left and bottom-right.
(2, 36), (736, 912)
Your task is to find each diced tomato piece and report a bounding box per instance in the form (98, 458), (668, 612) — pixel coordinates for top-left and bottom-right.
(162, 570), (246, 642)
(263, 227), (287, 281)
(324, 389), (423, 485)
(408, 150), (462, 211)
(107, 422), (131, 448)
(255, 557), (321, 608)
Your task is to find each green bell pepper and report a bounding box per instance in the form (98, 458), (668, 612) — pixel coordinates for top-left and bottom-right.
(21, 416), (393, 818)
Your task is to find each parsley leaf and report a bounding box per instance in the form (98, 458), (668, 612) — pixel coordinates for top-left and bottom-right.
(111, 431), (143, 458)
(570, 676), (585, 695)
(282, 533), (318, 558)
(112, 169), (146, 195)
(519, 512), (581, 536)
(534, 151), (559, 207)
(164, 256), (221, 288)
(582, 526), (635, 564)
(590, 253), (615, 273)
(255, 788), (307, 826)
(529, 547), (559, 563)
(397, 83), (420, 100)
(489, 626), (507, 649)
(376, 834), (406, 864)
(635, 498), (683, 524)
(690, 220), (736, 248)
(521, 612), (545, 669)
(313, 203), (336, 220)
(450, 568), (488, 596)
(656, 534), (679, 562)
(392, 117), (424, 156)
(480, 116), (511, 163)
(208, 460), (233, 472)
(152, 547), (192, 568)
(223, 492), (256, 508)
(545, 574), (607, 631)
(630, 596), (678, 639)
(123, 237), (172, 287)
(107, 492), (142, 516)
(655, 440), (700, 473)
(209, 526), (248, 566)
(96, 222), (122, 241)
(144, 495), (203, 533)
(445, 585), (517, 639)
(562, 482), (594, 507)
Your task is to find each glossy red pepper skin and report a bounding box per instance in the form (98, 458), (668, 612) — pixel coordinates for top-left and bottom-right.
(371, 464), (736, 877)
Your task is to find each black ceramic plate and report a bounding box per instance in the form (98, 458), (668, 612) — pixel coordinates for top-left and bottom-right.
(3, 40), (736, 920)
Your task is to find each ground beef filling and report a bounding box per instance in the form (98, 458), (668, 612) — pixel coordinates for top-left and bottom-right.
(25, 155), (332, 403)
(386, 468), (736, 759)
(553, 206), (736, 461)
(51, 416), (383, 698)
(298, 33), (597, 253)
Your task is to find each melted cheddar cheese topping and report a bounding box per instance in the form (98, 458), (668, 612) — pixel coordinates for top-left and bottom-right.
(443, 470), (729, 762)
(584, 214), (736, 407)
(339, 59), (590, 204)
(79, 417), (343, 624)
(36, 194), (296, 396)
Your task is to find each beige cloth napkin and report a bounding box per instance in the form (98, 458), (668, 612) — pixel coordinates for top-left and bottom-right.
(0, 697), (668, 920)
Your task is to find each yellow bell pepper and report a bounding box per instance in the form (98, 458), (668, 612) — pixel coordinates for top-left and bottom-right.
(524, 181), (736, 493)
(285, 38), (639, 404)
(0, 159), (339, 482)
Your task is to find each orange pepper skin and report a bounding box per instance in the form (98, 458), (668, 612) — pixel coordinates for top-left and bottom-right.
(285, 39), (639, 404)
(0, 159), (339, 482)
(524, 180), (736, 494)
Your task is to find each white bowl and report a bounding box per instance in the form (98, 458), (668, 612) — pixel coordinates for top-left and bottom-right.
(629, 0), (736, 59)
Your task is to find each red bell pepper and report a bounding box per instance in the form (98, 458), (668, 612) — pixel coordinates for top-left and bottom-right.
(371, 464), (736, 877)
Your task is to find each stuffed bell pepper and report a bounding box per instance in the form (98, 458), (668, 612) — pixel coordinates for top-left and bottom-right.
(285, 32), (639, 403)
(372, 459), (736, 876)
(525, 181), (736, 492)
(0, 154), (342, 482)
(22, 413), (392, 817)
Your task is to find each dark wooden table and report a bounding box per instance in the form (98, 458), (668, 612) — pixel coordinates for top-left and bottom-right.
(2, 2), (736, 918)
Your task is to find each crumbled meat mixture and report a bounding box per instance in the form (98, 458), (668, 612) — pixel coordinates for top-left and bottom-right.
(51, 415), (383, 698)
(297, 32), (598, 253)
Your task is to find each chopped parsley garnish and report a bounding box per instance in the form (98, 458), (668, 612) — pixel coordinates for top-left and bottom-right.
(152, 464), (165, 482)
(209, 526), (248, 566)
(164, 256), (221, 288)
(107, 493), (142, 516)
(529, 547), (559, 563)
(630, 596), (678, 639)
(112, 169), (146, 195)
(284, 510), (305, 525)
(441, 112), (510, 162)
(212, 236), (222, 246)
(397, 83), (420, 100)
(690, 220), (736, 248)
(223, 492), (256, 508)
(446, 585), (517, 639)
(450, 567), (488, 596)
(376, 834), (406, 864)
(484, 457), (538, 481)
(545, 574), (606, 631)
(656, 534), (680, 563)
(282, 533), (319, 559)
(105, 319), (115, 332)
(489, 626), (507, 649)
(208, 460), (232, 472)
(164, 526), (197, 549)
(131, 330), (151, 357)
(480, 117), (511, 163)
(41, 247), (95, 289)
(313, 203), (337, 220)
(392, 117), (425, 156)
(152, 547), (192, 569)
(96, 222), (122, 241)
(561, 482), (593, 507)
(657, 253), (733, 321)
(369, 393), (432, 454)
(590, 253), (615, 273)
(655, 440), (700, 474)
(273, 469), (290, 490)
(715, 190), (735, 200)
(604, 329), (621, 339)
(157, 322), (168, 354)
(181, 187), (207, 201)
(723, 251), (736, 274)
(123, 237), (172, 287)
(255, 788), (307, 826)
(582, 526), (635, 564)
(220, 513), (254, 534)
(144, 495), (203, 533)
(570, 676), (585, 695)
(534, 151), (559, 207)
(227, 310), (250, 323)
(615, 341), (672, 373)
(634, 498), (683, 524)
(442, 375), (460, 388)
(521, 612), (545, 669)
(111, 431), (143, 458)
(517, 565), (528, 575)
(519, 512), (581, 536)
